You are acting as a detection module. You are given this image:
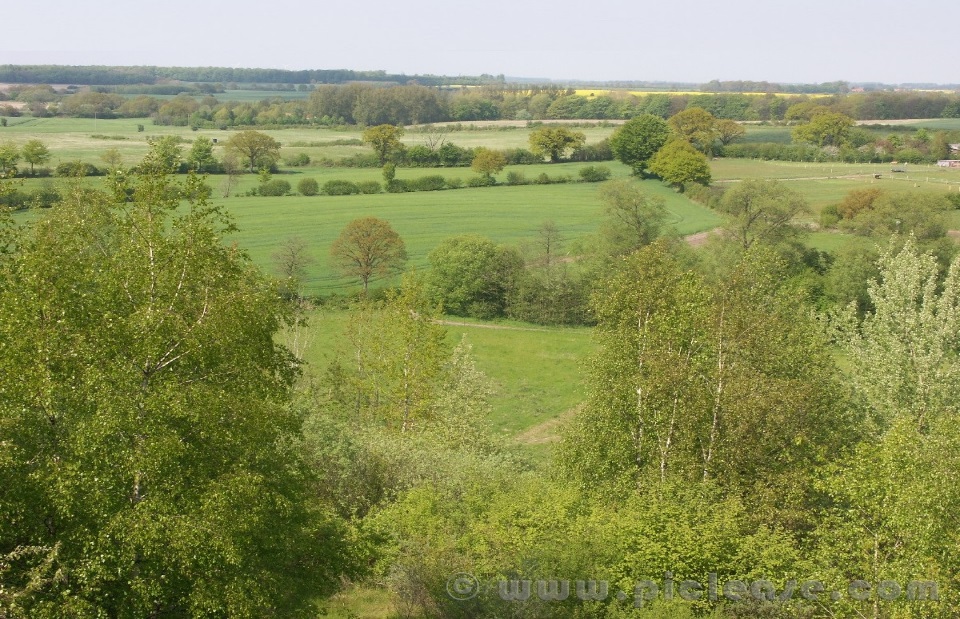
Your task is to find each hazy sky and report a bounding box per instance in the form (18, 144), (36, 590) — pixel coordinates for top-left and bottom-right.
(4, 0), (957, 84)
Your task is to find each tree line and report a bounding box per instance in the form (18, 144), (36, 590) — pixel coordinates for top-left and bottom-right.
(8, 82), (960, 127)
(0, 64), (503, 87)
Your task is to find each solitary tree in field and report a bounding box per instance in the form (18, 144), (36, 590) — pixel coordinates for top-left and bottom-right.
(717, 179), (808, 249)
(609, 114), (671, 176)
(187, 136), (217, 172)
(715, 119), (746, 147)
(100, 147), (123, 171)
(597, 179), (668, 255)
(648, 140), (712, 189)
(791, 111), (854, 147)
(20, 139), (50, 175)
(330, 217), (408, 292)
(225, 129), (281, 172)
(470, 147), (506, 181)
(362, 124), (405, 166)
(528, 126), (586, 163)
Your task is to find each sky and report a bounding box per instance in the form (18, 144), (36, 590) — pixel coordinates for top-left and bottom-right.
(3, 0), (958, 85)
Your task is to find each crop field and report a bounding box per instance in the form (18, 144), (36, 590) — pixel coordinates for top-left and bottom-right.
(218, 169), (721, 295)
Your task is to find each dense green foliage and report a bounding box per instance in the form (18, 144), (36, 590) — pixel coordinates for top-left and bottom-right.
(0, 149), (356, 617)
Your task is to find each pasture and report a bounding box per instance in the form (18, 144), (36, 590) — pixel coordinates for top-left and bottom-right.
(208, 169), (722, 296)
(296, 308), (593, 444)
(0, 117), (620, 168)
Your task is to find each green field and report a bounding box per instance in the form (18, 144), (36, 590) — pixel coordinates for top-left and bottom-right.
(711, 158), (960, 212)
(220, 170), (720, 295)
(7, 117), (959, 296)
(0, 118), (618, 169)
(295, 307), (593, 445)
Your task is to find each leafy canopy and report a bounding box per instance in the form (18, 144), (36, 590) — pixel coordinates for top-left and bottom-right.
(0, 144), (354, 617)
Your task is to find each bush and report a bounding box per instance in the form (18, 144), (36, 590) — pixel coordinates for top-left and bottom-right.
(501, 148), (541, 165)
(504, 171), (529, 186)
(386, 179), (410, 193)
(322, 179), (360, 196)
(723, 142), (823, 162)
(467, 176), (496, 188)
(436, 143), (473, 167)
(259, 179), (291, 196)
(332, 153), (381, 168)
(446, 177), (463, 189)
(894, 148), (926, 164)
(820, 203), (841, 228)
(405, 145), (439, 167)
(578, 165), (612, 182)
(409, 175), (448, 191)
(533, 173), (572, 185)
(284, 153), (311, 167)
(570, 138), (613, 162)
(0, 190), (28, 209)
(357, 180), (382, 194)
(297, 177), (319, 196)
(56, 161), (102, 177)
(683, 182), (726, 209)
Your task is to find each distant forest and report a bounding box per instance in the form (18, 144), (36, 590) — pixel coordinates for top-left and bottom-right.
(2, 65), (957, 93)
(0, 65), (503, 87)
(3, 66), (960, 128)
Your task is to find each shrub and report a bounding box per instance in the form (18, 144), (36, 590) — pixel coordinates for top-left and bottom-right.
(409, 175), (448, 192)
(820, 204), (841, 228)
(894, 148), (926, 164)
(436, 143), (473, 167)
(259, 179), (291, 196)
(578, 165), (612, 182)
(55, 161), (102, 177)
(336, 153), (381, 168)
(446, 177), (463, 189)
(501, 148), (541, 165)
(683, 183), (726, 209)
(533, 173), (571, 185)
(467, 176), (496, 188)
(0, 190), (28, 209)
(322, 179), (360, 196)
(405, 145), (438, 167)
(284, 153), (311, 167)
(570, 138), (613, 162)
(505, 171), (529, 186)
(357, 180), (382, 194)
(297, 177), (319, 196)
(386, 179), (410, 193)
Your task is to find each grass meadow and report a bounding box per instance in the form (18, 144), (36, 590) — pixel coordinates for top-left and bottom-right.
(295, 307), (593, 446)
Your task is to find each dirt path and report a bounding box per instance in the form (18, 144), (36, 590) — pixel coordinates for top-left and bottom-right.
(684, 228), (720, 247)
(435, 320), (551, 332)
(513, 405), (582, 445)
